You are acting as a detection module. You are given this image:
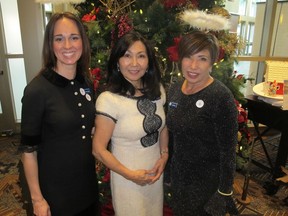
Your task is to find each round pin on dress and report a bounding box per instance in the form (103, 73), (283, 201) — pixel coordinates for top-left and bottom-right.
(86, 94), (91, 101)
(80, 88), (85, 96)
(196, 99), (204, 108)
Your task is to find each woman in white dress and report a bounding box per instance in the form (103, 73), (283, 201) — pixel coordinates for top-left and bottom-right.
(92, 31), (169, 216)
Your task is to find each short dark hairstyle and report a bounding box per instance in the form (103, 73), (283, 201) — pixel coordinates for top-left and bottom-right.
(107, 31), (161, 100)
(178, 31), (219, 66)
(41, 12), (91, 83)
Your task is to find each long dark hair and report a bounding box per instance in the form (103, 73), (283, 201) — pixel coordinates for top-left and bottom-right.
(107, 31), (161, 100)
(40, 12), (92, 84)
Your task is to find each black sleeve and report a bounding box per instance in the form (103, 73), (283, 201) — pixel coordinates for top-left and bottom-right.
(214, 90), (238, 193)
(19, 79), (45, 153)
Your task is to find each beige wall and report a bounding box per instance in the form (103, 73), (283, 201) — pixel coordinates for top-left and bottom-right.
(17, 1), (78, 83)
(17, 0), (43, 83)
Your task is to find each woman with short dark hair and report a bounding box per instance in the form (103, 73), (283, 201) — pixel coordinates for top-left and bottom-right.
(167, 31), (239, 216)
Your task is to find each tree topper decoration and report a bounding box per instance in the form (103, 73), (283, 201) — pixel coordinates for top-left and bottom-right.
(180, 9), (230, 31)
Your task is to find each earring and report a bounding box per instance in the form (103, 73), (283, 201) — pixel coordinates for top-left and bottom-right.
(117, 64), (120, 72)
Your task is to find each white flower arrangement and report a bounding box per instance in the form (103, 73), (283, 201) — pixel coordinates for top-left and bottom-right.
(35, 0), (85, 3)
(180, 9), (230, 31)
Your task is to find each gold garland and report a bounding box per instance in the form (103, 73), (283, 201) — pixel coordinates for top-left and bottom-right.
(99, 0), (135, 17)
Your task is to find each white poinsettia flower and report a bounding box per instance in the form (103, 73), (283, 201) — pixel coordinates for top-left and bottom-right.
(180, 9), (230, 31)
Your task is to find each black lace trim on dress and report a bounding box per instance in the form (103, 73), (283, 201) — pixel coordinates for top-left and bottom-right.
(19, 134), (41, 153)
(137, 98), (162, 147)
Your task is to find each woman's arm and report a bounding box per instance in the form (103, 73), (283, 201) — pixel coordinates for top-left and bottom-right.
(92, 115), (154, 185)
(214, 93), (238, 194)
(21, 152), (51, 216)
(148, 125), (169, 183)
(159, 125), (169, 155)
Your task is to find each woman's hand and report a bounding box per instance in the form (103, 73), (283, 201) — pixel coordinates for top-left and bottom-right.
(127, 169), (154, 186)
(32, 198), (51, 216)
(147, 125), (169, 184)
(147, 153), (169, 184)
(204, 191), (238, 215)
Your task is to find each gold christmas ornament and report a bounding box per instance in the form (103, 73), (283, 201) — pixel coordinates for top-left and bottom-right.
(210, 6), (230, 19)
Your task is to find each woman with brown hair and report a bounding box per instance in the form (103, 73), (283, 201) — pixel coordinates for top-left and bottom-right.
(20, 12), (99, 216)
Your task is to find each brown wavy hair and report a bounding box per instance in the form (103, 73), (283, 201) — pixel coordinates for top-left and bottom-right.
(40, 12), (92, 83)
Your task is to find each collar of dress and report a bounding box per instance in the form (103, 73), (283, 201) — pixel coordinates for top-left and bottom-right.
(42, 68), (85, 87)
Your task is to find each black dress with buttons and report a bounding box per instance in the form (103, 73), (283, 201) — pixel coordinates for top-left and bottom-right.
(20, 68), (99, 216)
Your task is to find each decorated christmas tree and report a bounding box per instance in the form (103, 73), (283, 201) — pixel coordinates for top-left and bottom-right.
(74, 0), (247, 101)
